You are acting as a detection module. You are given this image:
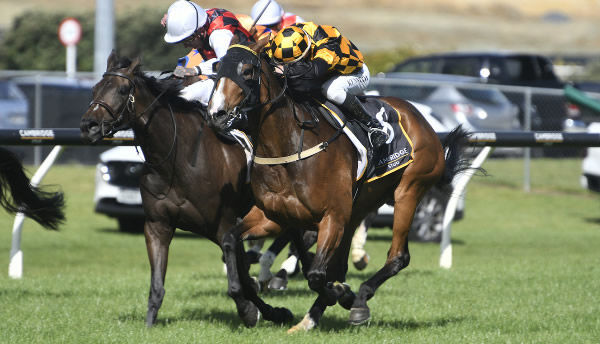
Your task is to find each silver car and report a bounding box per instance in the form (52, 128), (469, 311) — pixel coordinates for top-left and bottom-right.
(370, 72), (521, 132)
(0, 81), (29, 129)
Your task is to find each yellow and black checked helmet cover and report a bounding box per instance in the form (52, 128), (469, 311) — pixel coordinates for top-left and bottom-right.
(270, 26), (310, 64)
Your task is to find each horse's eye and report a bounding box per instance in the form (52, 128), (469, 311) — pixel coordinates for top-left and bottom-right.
(118, 85), (128, 94)
(242, 68), (253, 79)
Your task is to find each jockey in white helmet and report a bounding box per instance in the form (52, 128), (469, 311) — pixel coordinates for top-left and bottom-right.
(163, 0), (252, 106)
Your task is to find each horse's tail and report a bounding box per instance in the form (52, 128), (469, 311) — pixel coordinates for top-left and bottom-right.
(0, 147), (65, 230)
(437, 126), (479, 188)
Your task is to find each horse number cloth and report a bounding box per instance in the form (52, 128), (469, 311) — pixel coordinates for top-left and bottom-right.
(320, 97), (414, 183)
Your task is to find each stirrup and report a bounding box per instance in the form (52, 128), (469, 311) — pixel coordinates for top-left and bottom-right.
(368, 127), (389, 148)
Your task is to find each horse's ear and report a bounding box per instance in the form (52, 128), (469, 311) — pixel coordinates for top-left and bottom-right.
(129, 55), (142, 72)
(256, 35), (270, 52)
(106, 50), (118, 71)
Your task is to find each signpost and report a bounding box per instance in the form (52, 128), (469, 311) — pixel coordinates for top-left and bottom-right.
(58, 17), (82, 79)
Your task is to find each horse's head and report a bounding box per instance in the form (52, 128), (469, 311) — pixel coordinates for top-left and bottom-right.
(80, 50), (142, 143)
(208, 37), (271, 132)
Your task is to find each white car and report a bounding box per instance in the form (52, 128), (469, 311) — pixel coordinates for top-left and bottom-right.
(581, 122), (600, 192)
(94, 145), (146, 232)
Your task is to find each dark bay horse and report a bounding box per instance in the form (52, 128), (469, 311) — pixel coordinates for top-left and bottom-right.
(80, 51), (293, 327)
(0, 147), (64, 229)
(207, 39), (469, 332)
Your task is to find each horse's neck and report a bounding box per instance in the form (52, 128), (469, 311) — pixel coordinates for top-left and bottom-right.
(254, 97), (312, 157)
(130, 93), (178, 168)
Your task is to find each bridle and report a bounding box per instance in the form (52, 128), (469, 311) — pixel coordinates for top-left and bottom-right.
(87, 70), (177, 167)
(214, 44), (286, 123)
(88, 71), (137, 136)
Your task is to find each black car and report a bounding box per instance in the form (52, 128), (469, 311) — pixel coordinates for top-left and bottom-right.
(389, 52), (569, 131)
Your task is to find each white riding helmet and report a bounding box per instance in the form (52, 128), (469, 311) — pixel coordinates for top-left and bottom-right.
(251, 0), (284, 26)
(164, 0), (208, 43)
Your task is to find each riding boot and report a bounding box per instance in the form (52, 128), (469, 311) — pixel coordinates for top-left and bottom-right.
(342, 95), (389, 149)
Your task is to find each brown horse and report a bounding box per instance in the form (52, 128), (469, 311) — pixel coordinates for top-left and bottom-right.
(0, 147), (64, 229)
(80, 51), (294, 327)
(207, 39), (469, 331)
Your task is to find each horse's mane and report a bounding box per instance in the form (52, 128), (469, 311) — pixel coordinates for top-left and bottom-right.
(112, 56), (202, 114)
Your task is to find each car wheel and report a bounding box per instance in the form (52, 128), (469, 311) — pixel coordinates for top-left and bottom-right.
(408, 187), (449, 242)
(118, 217), (145, 233)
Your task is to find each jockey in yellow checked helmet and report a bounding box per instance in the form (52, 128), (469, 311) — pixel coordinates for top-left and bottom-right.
(266, 22), (388, 149)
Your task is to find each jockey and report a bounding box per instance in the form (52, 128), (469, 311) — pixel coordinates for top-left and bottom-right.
(162, 0), (253, 106)
(248, 0), (304, 39)
(265, 22), (389, 148)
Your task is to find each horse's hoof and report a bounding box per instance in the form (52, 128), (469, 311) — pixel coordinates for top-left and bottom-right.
(352, 253), (369, 271)
(349, 307), (370, 326)
(268, 270), (288, 291)
(337, 283), (356, 310)
(239, 301), (261, 328)
(271, 307), (294, 324)
(287, 314), (315, 333)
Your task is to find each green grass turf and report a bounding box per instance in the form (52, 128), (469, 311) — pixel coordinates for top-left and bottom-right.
(0, 159), (599, 343)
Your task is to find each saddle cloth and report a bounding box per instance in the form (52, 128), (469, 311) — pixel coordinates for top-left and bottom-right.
(316, 96), (414, 183)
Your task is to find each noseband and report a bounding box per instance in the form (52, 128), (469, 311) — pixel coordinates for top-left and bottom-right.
(88, 71), (137, 136)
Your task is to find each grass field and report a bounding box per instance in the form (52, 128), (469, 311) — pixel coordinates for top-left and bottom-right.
(1, 158), (599, 343)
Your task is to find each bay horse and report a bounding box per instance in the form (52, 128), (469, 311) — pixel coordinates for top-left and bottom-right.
(207, 39), (469, 332)
(80, 51), (294, 327)
(0, 147), (64, 229)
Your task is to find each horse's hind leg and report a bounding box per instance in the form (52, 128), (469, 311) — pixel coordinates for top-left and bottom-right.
(349, 178), (431, 325)
(144, 220), (175, 327)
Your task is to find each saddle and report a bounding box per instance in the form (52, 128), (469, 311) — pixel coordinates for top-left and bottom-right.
(303, 95), (415, 183)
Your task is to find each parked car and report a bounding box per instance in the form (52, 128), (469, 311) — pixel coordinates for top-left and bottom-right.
(0, 80), (28, 129)
(386, 51), (577, 134)
(581, 123), (600, 193)
(389, 51), (564, 88)
(94, 146), (146, 232)
(93, 101), (461, 240)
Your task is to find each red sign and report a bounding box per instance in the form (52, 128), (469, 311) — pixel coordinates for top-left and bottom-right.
(58, 17), (82, 46)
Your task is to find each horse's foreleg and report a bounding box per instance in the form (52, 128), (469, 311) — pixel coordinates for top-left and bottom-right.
(144, 221), (174, 327)
(287, 295), (329, 333)
(221, 227), (261, 327)
(306, 215), (348, 307)
(223, 218), (294, 326)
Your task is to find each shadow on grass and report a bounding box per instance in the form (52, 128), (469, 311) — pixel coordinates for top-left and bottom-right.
(117, 308), (244, 329)
(583, 217), (600, 226)
(118, 307), (468, 332)
(319, 314), (469, 332)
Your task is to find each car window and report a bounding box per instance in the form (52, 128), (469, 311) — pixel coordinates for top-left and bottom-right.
(391, 59), (439, 73)
(459, 88), (508, 105)
(440, 57), (483, 77)
(372, 84), (436, 101)
(0, 82), (22, 100)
